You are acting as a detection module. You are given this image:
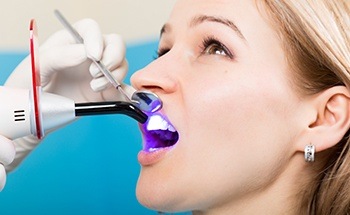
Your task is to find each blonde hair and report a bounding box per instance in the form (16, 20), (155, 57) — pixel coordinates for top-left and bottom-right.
(261, 0), (350, 214)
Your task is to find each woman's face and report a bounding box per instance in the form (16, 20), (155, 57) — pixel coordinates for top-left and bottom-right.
(131, 0), (306, 213)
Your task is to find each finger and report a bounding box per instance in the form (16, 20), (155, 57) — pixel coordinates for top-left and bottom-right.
(39, 44), (88, 86)
(39, 29), (78, 51)
(41, 19), (103, 61)
(40, 44), (87, 71)
(0, 136), (15, 166)
(0, 164), (6, 191)
(89, 34), (126, 78)
(90, 60), (128, 92)
(74, 19), (104, 61)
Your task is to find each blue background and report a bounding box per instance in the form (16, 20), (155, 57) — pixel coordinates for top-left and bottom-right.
(0, 41), (190, 215)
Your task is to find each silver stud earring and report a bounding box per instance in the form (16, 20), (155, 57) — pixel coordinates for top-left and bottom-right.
(304, 144), (315, 162)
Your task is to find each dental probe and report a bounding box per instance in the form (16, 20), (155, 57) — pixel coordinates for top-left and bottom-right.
(53, 9), (131, 102)
(54, 10), (163, 113)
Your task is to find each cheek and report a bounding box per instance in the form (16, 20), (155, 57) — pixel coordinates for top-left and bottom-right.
(186, 74), (285, 140)
(181, 72), (299, 194)
(185, 65), (297, 144)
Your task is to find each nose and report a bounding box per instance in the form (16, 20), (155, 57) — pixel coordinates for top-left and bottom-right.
(130, 56), (178, 95)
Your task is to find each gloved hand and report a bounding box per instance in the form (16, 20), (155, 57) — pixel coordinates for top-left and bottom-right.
(0, 135), (15, 191)
(4, 18), (132, 172)
(5, 18), (132, 102)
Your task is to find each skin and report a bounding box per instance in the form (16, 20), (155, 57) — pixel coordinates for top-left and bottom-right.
(130, 0), (350, 214)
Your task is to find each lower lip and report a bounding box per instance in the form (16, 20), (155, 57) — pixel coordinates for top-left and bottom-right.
(137, 146), (173, 166)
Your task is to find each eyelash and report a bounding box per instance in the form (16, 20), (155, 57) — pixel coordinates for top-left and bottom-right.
(200, 36), (234, 59)
(154, 48), (169, 60)
(155, 36), (234, 59)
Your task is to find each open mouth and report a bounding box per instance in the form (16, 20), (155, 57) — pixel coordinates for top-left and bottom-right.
(140, 113), (179, 152)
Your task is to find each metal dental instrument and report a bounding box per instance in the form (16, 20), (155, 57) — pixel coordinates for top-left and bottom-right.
(54, 9), (162, 113)
(54, 9), (130, 102)
(0, 19), (148, 141)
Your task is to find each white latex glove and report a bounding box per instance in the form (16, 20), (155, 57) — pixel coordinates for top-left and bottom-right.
(4, 18), (132, 172)
(0, 135), (15, 191)
(5, 18), (132, 102)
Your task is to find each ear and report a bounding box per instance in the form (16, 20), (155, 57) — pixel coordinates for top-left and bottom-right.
(298, 86), (350, 153)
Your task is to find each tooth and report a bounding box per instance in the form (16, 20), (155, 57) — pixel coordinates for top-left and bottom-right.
(147, 115), (167, 130)
(146, 114), (177, 132)
(149, 148), (159, 152)
(168, 124), (176, 132)
(147, 115), (164, 130)
(161, 119), (168, 130)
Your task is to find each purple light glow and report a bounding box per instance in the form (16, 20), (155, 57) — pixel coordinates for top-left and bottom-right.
(141, 113), (179, 152)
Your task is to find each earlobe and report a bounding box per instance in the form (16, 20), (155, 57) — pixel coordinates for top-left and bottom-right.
(300, 86), (350, 153)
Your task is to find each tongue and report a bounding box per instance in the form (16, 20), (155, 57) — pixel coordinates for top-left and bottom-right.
(144, 129), (179, 151)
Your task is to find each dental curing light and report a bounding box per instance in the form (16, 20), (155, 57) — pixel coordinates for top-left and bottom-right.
(0, 19), (147, 140)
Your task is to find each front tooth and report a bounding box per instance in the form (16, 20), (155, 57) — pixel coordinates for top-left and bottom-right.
(146, 114), (177, 132)
(147, 115), (168, 131)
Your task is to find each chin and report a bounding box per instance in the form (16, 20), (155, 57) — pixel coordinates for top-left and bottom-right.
(136, 171), (172, 212)
(135, 170), (190, 213)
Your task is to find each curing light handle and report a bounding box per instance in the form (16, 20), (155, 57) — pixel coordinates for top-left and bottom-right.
(75, 101), (148, 124)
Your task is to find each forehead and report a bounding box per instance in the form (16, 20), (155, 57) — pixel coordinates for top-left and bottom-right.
(162, 1), (286, 52)
(171, 0), (255, 19)
(168, 0), (275, 43)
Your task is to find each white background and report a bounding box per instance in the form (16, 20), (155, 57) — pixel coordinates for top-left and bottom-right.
(0, 0), (177, 50)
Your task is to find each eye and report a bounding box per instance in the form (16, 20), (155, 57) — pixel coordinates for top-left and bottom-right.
(201, 36), (234, 59)
(206, 44), (225, 55)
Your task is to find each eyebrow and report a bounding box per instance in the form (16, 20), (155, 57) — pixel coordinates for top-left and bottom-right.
(190, 15), (246, 41)
(160, 15), (246, 42)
